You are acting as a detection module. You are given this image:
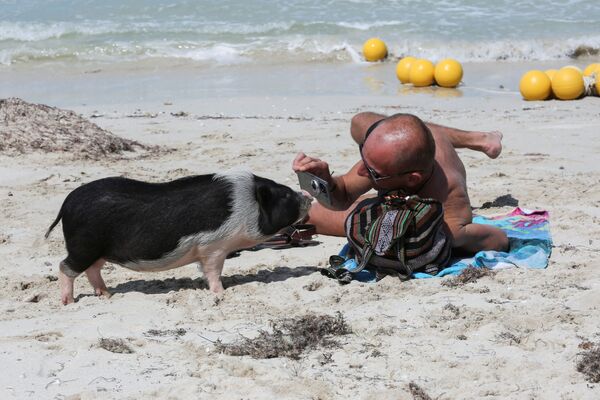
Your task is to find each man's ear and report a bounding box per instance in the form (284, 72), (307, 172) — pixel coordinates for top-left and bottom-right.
(357, 161), (370, 178)
(407, 172), (422, 185)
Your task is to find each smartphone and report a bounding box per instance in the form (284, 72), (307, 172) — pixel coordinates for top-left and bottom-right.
(297, 171), (333, 207)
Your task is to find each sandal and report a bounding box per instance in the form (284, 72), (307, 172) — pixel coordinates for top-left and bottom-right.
(228, 224), (319, 257)
(250, 224), (319, 250)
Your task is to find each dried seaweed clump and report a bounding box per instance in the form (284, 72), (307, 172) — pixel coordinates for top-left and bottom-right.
(0, 97), (153, 159)
(98, 338), (134, 354)
(215, 312), (351, 359)
(144, 328), (187, 337)
(442, 266), (495, 287)
(576, 343), (600, 383)
(408, 382), (433, 400)
(480, 194), (519, 209)
(569, 45), (599, 58)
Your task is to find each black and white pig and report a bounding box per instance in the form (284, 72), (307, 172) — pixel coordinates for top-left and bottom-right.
(45, 171), (312, 305)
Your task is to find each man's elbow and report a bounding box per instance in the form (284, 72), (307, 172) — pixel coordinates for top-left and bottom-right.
(350, 113), (372, 144)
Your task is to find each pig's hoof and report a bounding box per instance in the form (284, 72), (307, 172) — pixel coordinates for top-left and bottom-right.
(95, 288), (113, 299)
(61, 295), (74, 306)
(207, 281), (224, 294)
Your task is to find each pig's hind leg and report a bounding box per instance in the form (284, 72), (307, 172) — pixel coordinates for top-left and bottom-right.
(59, 248), (104, 305)
(85, 258), (111, 299)
(59, 261), (78, 305)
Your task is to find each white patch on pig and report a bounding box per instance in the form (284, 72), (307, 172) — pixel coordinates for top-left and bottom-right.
(121, 170), (268, 272)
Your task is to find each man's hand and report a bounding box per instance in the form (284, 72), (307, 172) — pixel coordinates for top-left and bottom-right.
(293, 152), (374, 211)
(292, 152), (334, 185)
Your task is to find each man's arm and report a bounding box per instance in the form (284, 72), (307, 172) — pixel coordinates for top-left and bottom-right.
(292, 153), (372, 211)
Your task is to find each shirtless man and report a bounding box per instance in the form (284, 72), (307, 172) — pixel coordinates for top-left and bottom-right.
(292, 112), (508, 255)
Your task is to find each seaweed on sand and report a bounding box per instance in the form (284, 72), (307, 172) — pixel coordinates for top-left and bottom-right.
(442, 266), (495, 287)
(215, 312), (351, 359)
(576, 343), (600, 383)
(0, 97), (161, 159)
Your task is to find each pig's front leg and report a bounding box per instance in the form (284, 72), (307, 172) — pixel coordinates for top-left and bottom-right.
(197, 252), (227, 293)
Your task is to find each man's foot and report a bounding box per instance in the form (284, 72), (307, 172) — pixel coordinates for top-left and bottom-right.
(481, 131), (503, 159)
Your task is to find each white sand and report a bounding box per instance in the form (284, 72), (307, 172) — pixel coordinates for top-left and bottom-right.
(1, 74), (600, 399)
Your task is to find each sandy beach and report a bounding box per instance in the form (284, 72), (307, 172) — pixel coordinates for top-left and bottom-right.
(1, 59), (600, 399)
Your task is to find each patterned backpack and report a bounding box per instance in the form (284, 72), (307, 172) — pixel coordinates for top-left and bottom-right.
(339, 191), (452, 281)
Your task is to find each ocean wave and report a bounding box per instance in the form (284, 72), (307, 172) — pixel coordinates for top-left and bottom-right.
(0, 21), (118, 42)
(2, 35), (600, 66)
(390, 37), (600, 62)
(3, 17), (600, 49)
(0, 20), (358, 42)
(336, 20), (405, 31)
(0, 19), (429, 43)
(166, 44), (250, 64)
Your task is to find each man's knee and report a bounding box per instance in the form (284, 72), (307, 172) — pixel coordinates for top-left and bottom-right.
(449, 223), (508, 253)
(495, 229), (509, 252)
(481, 226), (509, 252)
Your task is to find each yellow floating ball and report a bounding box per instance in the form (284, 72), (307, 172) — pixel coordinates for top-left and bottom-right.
(409, 59), (435, 87)
(552, 67), (584, 100)
(519, 70), (551, 101)
(396, 56), (416, 83)
(544, 69), (558, 98)
(434, 58), (463, 88)
(563, 65), (582, 74)
(583, 63), (600, 77)
(544, 69), (558, 81)
(363, 38), (388, 62)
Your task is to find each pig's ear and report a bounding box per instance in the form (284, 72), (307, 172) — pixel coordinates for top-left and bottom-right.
(254, 180), (280, 236)
(255, 182), (272, 210)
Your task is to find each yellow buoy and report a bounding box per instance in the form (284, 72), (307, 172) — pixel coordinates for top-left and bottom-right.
(363, 38), (388, 62)
(409, 59), (435, 87)
(552, 67), (584, 100)
(544, 69), (558, 98)
(544, 69), (558, 81)
(434, 58), (463, 88)
(583, 63), (600, 77)
(519, 70), (551, 101)
(563, 65), (582, 74)
(396, 56), (416, 83)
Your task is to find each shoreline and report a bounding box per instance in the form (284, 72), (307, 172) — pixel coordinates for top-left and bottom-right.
(1, 59), (597, 108)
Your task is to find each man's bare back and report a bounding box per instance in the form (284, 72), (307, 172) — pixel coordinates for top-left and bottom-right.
(417, 128), (492, 252)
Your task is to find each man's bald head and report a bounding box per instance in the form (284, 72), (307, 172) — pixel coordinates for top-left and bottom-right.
(365, 114), (436, 172)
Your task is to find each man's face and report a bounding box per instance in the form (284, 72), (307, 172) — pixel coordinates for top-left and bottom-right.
(358, 141), (414, 191)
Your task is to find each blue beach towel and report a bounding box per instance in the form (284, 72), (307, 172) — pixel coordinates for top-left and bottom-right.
(331, 208), (552, 283)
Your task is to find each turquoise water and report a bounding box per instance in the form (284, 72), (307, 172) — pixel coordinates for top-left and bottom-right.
(1, 0), (600, 67)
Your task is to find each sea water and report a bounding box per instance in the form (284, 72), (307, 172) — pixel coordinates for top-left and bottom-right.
(1, 1), (599, 105)
(1, 0), (599, 67)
